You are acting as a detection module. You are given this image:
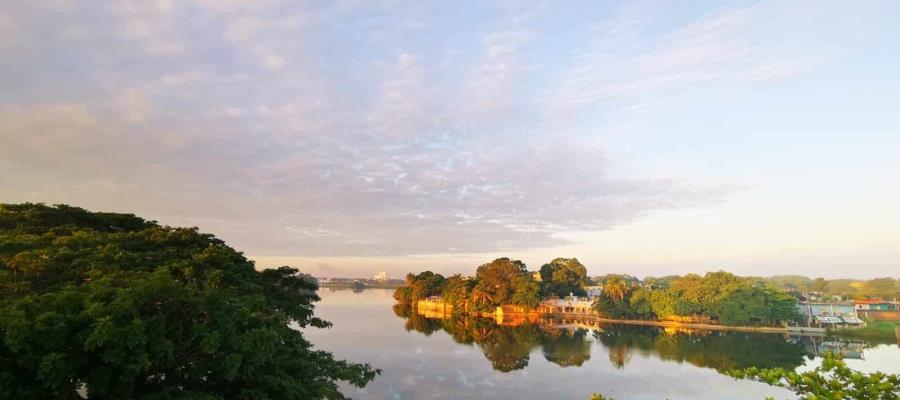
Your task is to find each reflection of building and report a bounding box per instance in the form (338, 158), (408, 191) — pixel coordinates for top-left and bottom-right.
(373, 272), (388, 282)
(539, 298), (594, 314)
(788, 334), (867, 360)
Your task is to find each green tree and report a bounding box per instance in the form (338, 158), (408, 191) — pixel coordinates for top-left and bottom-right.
(509, 275), (541, 309)
(471, 281), (496, 311)
(441, 274), (474, 314)
(649, 289), (679, 319)
(0, 203), (378, 400)
(718, 287), (769, 325)
(729, 352), (900, 400)
(808, 277), (829, 293)
(859, 278), (899, 300)
(475, 258), (528, 306)
(627, 288), (654, 319)
(603, 275), (630, 303)
(539, 258), (589, 297)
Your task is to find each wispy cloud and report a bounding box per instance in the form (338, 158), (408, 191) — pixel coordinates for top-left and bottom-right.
(1, 0), (886, 260)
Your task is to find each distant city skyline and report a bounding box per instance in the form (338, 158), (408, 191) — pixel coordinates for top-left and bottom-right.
(2, 1), (899, 279)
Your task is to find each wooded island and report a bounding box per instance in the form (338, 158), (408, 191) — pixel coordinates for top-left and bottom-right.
(394, 257), (804, 326)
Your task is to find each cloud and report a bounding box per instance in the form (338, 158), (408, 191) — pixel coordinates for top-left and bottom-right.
(542, 2), (830, 122)
(4, 0), (873, 259)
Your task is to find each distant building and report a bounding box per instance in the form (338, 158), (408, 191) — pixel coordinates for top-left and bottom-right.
(584, 285), (603, 298)
(539, 298), (594, 314)
(373, 272), (388, 283)
(532, 271), (542, 282)
(854, 299), (899, 311)
(797, 301), (860, 326)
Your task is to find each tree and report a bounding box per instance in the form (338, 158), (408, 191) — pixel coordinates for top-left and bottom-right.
(767, 275), (813, 291)
(441, 275), (475, 314)
(718, 287), (769, 325)
(649, 289), (678, 319)
(539, 258), (589, 297)
(627, 288), (654, 319)
(0, 203), (378, 400)
(698, 271), (746, 318)
(859, 278), (899, 300)
(728, 352), (900, 400)
(509, 276), (541, 309)
(471, 281), (496, 311)
(603, 275), (629, 303)
(808, 277), (829, 293)
(475, 258), (528, 306)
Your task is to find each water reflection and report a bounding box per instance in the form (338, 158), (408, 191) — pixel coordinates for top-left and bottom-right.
(309, 289), (898, 399)
(394, 305), (812, 373)
(592, 325), (807, 372)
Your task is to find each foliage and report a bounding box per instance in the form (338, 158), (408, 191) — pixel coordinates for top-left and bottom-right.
(728, 352), (900, 400)
(593, 271), (799, 326)
(440, 274), (475, 314)
(766, 275), (900, 301)
(627, 288), (654, 319)
(0, 203), (378, 400)
(539, 258), (589, 297)
(475, 257), (528, 306)
(592, 325), (807, 373)
(859, 278), (900, 300)
(808, 277), (829, 293)
(509, 275), (541, 308)
(602, 275), (630, 303)
(395, 257), (542, 313)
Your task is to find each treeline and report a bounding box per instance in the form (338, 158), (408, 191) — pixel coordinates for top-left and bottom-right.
(601, 274), (900, 301)
(594, 272), (799, 326)
(396, 258), (801, 325)
(763, 275), (899, 300)
(393, 257), (589, 313)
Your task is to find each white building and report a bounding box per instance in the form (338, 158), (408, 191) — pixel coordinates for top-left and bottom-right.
(373, 272), (388, 282)
(584, 285), (603, 298)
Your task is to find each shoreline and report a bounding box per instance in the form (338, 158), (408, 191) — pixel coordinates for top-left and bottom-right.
(537, 313), (793, 333)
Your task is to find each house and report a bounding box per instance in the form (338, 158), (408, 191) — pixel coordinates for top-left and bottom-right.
(854, 299), (899, 311)
(539, 297), (594, 314)
(796, 301), (860, 327)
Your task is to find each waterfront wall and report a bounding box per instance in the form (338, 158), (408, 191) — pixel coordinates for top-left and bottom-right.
(416, 299), (453, 315)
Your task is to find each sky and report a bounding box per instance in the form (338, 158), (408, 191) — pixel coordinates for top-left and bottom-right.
(1, 0), (899, 279)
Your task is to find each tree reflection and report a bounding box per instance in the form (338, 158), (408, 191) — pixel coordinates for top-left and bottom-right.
(541, 329), (592, 367)
(592, 325), (807, 372)
(394, 311), (808, 375)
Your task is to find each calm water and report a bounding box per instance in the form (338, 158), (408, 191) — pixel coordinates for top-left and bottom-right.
(306, 289), (900, 400)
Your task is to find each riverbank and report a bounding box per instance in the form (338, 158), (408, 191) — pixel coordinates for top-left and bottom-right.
(524, 312), (794, 334)
(320, 282), (403, 289)
(411, 299), (799, 334)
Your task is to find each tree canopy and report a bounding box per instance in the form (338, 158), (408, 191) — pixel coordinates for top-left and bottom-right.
(539, 258), (589, 297)
(594, 271), (800, 326)
(0, 203), (378, 400)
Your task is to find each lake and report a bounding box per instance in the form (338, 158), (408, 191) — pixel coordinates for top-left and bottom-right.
(305, 289), (900, 400)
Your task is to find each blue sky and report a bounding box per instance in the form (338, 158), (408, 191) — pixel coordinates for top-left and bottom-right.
(1, 0), (898, 278)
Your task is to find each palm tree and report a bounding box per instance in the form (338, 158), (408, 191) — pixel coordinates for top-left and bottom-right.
(604, 275), (629, 303)
(471, 285), (495, 310)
